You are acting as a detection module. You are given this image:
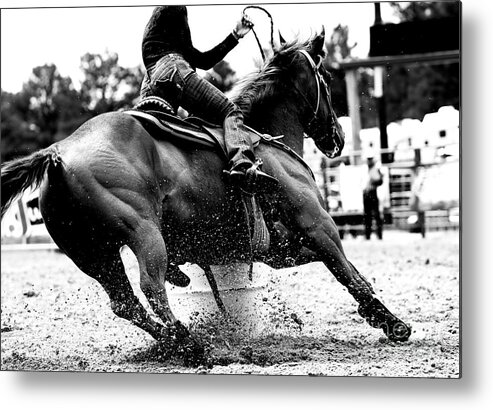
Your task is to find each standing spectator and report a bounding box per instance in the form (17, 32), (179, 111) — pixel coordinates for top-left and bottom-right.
(363, 155), (384, 240)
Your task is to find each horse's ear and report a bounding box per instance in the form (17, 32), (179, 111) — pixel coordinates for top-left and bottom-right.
(279, 30), (287, 47)
(310, 26), (326, 56)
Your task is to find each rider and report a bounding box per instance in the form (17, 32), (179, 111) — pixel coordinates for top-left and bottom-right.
(139, 5), (278, 192)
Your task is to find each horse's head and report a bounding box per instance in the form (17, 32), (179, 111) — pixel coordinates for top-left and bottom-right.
(233, 31), (345, 158)
(280, 30), (344, 158)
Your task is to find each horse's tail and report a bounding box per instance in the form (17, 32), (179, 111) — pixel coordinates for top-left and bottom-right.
(1, 145), (62, 219)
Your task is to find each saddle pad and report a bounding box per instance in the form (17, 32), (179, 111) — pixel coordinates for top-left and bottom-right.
(125, 110), (261, 159)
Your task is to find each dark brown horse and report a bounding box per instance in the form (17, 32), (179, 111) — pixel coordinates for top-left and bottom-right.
(1, 33), (411, 365)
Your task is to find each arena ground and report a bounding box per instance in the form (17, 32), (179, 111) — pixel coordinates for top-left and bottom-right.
(1, 230), (459, 377)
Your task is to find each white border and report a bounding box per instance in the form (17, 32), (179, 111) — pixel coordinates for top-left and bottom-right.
(1, 0), (491, 409)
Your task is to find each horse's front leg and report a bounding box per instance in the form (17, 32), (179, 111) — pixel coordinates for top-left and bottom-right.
(278, 188), (411, 342)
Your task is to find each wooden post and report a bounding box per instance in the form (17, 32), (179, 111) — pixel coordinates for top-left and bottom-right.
(344, 68), (362, 164)
(374, 65), (392, 163)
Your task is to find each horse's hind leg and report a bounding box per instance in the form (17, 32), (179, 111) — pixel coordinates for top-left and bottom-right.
(128, 220), (205, 365)
(73, 250), (168, 342)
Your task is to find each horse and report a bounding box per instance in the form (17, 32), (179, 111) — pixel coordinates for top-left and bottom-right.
(1, 31), (411, 365)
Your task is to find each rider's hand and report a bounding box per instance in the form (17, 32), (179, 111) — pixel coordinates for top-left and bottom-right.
(233, 13), (253, 40)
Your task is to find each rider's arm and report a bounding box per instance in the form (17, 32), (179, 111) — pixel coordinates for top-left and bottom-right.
(189, 33), (239, 70)
(189, 14), (253, 70)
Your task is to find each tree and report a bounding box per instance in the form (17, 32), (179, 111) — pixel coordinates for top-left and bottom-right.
(1, 64), (85, 162)
(326, 24), (355, 62)
(324, 25), (377, 127)
(1, 90), (38, 162)
(204, 60), (237, 93)
(79, 51), (144, 115)
(23, 64), (85, 144)
(324, 25), (351, 118)
(1, 53), (145, 162)
(390, 1), (460, 21)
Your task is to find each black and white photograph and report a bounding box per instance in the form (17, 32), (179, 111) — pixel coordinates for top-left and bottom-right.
(1, 0), (461, 382)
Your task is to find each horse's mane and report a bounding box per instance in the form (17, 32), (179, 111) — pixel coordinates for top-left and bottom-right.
(231, 38), (313, 117)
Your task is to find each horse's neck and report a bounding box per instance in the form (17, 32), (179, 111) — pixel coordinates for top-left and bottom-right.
(249, 101), (305, 156)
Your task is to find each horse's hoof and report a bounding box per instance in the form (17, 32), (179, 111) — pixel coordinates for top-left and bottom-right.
(386, 321), (412, 342)
(358, 298), (412, 342)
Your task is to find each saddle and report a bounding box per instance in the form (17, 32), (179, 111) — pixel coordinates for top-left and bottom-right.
(125, 97), (271, 257)
(126, 97), (267, 161)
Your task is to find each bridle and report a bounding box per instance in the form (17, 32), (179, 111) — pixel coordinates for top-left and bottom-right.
(296, 49), (341, 158)
(298, 49), (326, 124)
(242, 5), (342, 158)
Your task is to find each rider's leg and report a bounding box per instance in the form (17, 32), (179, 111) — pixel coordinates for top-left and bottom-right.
(142, 54), (184, 111)
(171, 58), (278, 192)
(140, 70), (152, 99)
(142, 54), (277, 191)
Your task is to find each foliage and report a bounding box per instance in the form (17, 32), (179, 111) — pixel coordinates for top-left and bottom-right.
(1, 52), (144, 162)
(203, 60), (237, 93)
(1, 91), (39, 161)
(324, 25), (377, 127)
(1, 64), (85, 162)
(326, 24), (355, 62)
(390, 1), (460, 20)
(80, 51), (144, 114)
(24, 65), (84, 143)
(324, 25), (350, 118)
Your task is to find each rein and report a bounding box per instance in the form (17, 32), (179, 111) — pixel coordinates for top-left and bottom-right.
(259, 136), (316, 182)
(245, 123), (315, 180)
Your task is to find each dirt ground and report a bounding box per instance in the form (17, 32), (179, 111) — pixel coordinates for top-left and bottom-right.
(1, 230), (460, 377)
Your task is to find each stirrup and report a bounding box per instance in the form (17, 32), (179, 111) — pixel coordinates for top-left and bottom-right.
(224, 159), (279, 194)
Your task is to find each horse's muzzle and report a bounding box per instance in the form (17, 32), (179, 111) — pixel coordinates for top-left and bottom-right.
(315, 121), (345, 159)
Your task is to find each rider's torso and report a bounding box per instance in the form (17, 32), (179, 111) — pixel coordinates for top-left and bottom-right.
(142, 6), (194, 70)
